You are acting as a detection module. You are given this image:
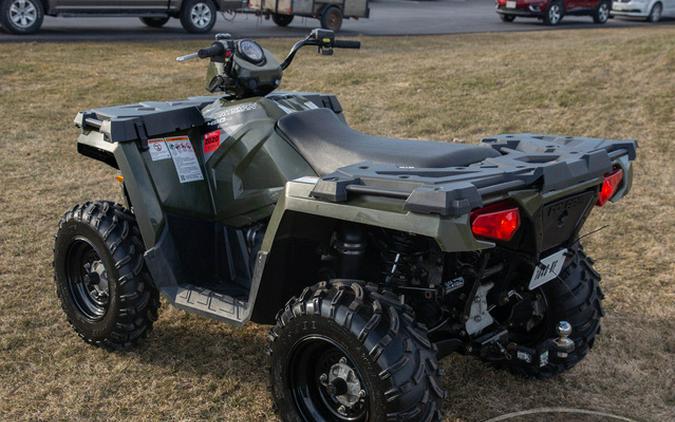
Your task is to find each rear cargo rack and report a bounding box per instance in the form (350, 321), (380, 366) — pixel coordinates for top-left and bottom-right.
(311, 134), (637, 217)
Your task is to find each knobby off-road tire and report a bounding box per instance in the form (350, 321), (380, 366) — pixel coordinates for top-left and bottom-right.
(269, 280), (445, 421)
(499, 245), (604, 379)
(54, 201), (160, 349)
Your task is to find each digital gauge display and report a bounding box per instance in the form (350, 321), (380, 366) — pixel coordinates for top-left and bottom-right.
(238, 40), (265, 64)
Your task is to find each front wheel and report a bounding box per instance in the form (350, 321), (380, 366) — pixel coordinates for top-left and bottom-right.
(592, 0), (611, 23)
(180, 0), (217, 33)
(0, 0), (44, 34)
(140, 17), (170, 28)
(500, 14), (516, 22)
(269, 280), (445, 421)
(543, 1), (564, 25)
(53, 201), (160, 349)
(647, 2), (662, 22)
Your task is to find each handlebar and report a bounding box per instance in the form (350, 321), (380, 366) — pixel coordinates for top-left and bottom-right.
(176, 42), (226, 62)
(333, 40), (361, 49)
(176, 29), (360, 69)
(198, 43), (226, 59)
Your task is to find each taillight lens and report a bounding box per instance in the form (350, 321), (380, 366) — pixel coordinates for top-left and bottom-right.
(596, 168), (624, 207)
(470, 203), (521, 241)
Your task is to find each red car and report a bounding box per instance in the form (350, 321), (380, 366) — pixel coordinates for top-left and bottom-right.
(496, 0), (612, 25)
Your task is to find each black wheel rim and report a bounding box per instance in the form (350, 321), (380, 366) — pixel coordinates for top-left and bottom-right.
(65, 237), (110, 321)
(289, 335), (369, 421)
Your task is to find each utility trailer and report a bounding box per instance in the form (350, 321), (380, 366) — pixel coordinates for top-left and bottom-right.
(247, 0), (370, 31)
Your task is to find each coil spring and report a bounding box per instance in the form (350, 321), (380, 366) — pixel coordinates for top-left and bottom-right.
(380, 232), (429, 284)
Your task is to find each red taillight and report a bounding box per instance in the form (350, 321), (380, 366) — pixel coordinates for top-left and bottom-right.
(470, 203), (521, 241)
(596, 168), (624, 207)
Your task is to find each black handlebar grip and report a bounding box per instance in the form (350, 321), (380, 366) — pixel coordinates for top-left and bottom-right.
(198, 43), (226, 59)
(333, 40), (361, 49)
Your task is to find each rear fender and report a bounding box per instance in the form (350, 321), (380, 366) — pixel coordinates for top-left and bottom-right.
(247, 178), (492, 323)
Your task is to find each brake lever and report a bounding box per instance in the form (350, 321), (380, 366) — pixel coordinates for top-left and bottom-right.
(176, 52), (199, 62)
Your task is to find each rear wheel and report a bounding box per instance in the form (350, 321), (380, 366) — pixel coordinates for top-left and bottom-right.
(500, 14), (516, 22)
(647, 2), (662, 22)
(269, 280), (444, 421)
(0, 0), (44, 34)
(180, 0), (217, 33)
(272, 13), (294, 27)
(493, 245), (604, 378)
(54, 201), (160, 349)
(543, 0), (563, 25)
(320, 5), (343, 32)
(140, 17), (170, 28)
(592, 0), (611, 23)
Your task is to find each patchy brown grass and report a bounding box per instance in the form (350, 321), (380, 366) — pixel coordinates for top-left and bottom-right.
(0, 27), (674, 421)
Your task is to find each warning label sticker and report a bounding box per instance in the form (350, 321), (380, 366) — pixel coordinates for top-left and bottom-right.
(165, 136), (204, 183)
(148, 138), (170, 161)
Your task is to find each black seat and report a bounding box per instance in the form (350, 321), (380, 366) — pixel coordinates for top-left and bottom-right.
(276, 108), (500, 176)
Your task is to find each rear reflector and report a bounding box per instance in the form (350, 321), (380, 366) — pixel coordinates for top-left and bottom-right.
(470, 203), (521, 241)
(596, 168), (624, 207)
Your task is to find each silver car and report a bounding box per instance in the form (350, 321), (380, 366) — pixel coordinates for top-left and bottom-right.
(611, 0), (675, 22)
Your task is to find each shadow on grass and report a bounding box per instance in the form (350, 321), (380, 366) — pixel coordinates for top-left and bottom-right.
(125, 320), (269, 379)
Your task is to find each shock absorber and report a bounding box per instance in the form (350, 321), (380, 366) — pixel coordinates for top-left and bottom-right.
(379, 232), (429, 285)
(334, 225), (367, 279)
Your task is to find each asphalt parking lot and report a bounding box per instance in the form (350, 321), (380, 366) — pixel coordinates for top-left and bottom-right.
(0, 0), (672, 41)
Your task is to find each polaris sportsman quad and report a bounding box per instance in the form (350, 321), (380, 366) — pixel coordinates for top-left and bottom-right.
(53, 29), (637, 421)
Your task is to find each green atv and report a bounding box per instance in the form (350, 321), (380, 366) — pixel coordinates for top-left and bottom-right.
(54, 29), (637, 421)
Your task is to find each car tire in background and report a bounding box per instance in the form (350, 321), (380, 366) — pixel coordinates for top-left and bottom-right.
(647, 2), (662, 22)
(543, 0), (564, 25)
(320, 5), (343, 32)
(140, 17), (170, 28)
(592, 0), (611, 23)
(0, 0), (44, 34)
(180, 0), (217, 33)
(500, 14), (516, 22)
(272, 13), (294, 27)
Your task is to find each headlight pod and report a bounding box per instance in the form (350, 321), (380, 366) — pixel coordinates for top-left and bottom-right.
(237, 40), (266, 65)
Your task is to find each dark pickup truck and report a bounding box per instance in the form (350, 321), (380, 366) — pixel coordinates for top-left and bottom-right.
(0, 0), (242, 34)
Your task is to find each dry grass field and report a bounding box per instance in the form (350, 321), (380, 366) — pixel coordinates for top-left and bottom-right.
(0, 27), (674, 421)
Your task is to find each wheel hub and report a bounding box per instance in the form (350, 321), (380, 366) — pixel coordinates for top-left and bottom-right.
(190, 3), (212, 28)
(320, 357), (365, 411)
(84, 260), (110, 302)
(9, 0), (37, 28)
